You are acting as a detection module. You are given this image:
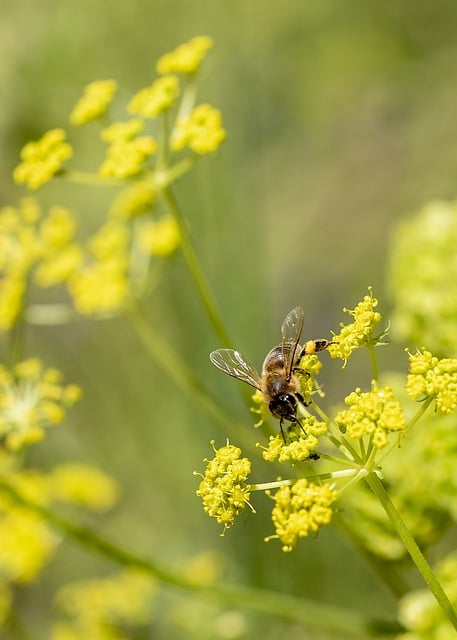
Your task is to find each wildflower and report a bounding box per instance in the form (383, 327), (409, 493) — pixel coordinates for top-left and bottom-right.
(0, 358), (81, 450)
(0, 271), (26, 331)
(261, 417), (327, 463)
(334, 383), (406, 449)
(266, 479), (338, 552)
(195, 441), (253, 534)
(407, 349), (457, 414)
(138, 214), (180, 256)
(99, 136), (157, 179)
(13, 129), (73, 190)
(128, 75), (180, 118)
(328, 288), (382, 363)
(69, 79), (118, 125)
(157, 35), (213, 75)
(0, 506), (58, 582)
(110, 181), (156, 219)
(251, 389), (269, 427)
(101, 118), (145, 143)
(171, 104), (226, 155)
(50, 463), (119, 511)
(52, 570), (155, 640)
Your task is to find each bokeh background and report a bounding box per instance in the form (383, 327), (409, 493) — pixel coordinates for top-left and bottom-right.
(2, 1), (457, 637)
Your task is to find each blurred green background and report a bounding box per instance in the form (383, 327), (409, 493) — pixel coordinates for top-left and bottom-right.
(2, 0), (457, 637)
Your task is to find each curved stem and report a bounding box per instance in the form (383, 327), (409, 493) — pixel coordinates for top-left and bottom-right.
(365, 472), (457, 630)
(162, 186), (231, 347)
(0, 476), (399, 637)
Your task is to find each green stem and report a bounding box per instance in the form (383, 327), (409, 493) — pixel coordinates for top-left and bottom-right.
(0, 476), (399, 637)
(162, 187), (232, 347)
(367, 344), (379, 383)
(365, 472), (457, 630)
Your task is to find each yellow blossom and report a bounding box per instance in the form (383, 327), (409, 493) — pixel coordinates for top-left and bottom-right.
(407, 349), (457, 414)
(157, 36), (213, 75)
(195, 441), (253, 534)
(69, 257), (128, 315)
(138, 214), (180, 256)
(0, 358), (81, 450)
(101, 118), (145, 143)
(171, 104), (226, 154)
(261, 417), (327, 463)
(50, 463), (119, 511)
(69, 79), (117, 125)
(267, 479), (338, 552)
(0, 507), (58, 582)
(334, 383), (406, 448)
(110, 181), (156, 219)
(128, 75), (179, 118)
(13, 129), (73, 190)
(328, 288), (382, 363)
(53, 571), (155, 639)
(0, 270), (26, 331)
(99, 136), (157, 178)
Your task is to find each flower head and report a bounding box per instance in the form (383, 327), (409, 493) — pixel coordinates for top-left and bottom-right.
(68, 221), (129, 315)
(171, 104), (226, 155)
(128, 75), (180, 118)
(0, 358), (81, 450)
(328, 288), (382, 363)
(138, 214), (180, 256)
(195, 441), (253, 535)
(13, 129), (73, 190)
(407, 349), (457, 414)
(334, 383), (406, 449)
(157, 36), (213, 75)
(50, 463), (119, 511)
(266, 479), (338, 552)
(261, 416), (327, 463)
(69, 79), (118, 125)
(110, 181), (157, 219)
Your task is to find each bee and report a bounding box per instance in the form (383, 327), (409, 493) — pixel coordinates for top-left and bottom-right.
(210, 307), (330, 441)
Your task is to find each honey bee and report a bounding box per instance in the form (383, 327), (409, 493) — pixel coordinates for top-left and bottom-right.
(210, 307), (329, 441)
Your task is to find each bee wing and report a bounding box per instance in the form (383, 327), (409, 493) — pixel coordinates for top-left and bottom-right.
(210, 349), (261, 390)
(281, 306), (304, 378)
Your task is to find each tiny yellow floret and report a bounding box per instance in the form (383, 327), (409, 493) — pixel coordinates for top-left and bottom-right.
(138, 214), (180, 256)
(157, 36), (213, 75)
(128, 75), (180, 118)
(13, 129), (73, 190)
(69, 79), (118, 125)
(171, 104), (226, 154)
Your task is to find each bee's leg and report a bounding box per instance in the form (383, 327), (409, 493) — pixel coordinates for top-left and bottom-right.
(296, 416), (308, 436)
(279, 419), (287, 444)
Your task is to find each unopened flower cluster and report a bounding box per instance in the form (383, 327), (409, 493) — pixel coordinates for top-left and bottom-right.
(195, 441), (252, 535)
(407, 349), (457, 414)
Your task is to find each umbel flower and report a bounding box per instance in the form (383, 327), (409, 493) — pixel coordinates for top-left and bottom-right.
(266, 479), (338, 552)
(0, 358), (81, 450)
(407, 349), (457, 414)
(13, 129), (73, 190)
(195, 441), (253, 535)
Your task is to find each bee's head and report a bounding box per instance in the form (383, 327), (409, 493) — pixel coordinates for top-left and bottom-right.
(269, 393), (298, 423)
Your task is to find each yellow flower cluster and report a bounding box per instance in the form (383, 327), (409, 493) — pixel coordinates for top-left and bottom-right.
(261, 417), (327, 463)
(99, 119), (157, 178)
(171, 104), (226, 155)
(50, 463), (119, 511)
(52, 570), (155, 640)
(69, 79), (118, 126)
(0, 358), (81, 450)
(267, 479), (338, 552)
(13, 129), (73, 190)
(68, 221), (129, 315)
(138, 214), (180, 256)
(195, 441), (253, 534)
(0, 199), (82, 329)
(156, 35), (213, 75)
(110, 181), (157, 219)
(407, 349), (457, 414)
(128, 75), (180, 118)
(328, 289), (382, 363)
(334, 384), (406, 449)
